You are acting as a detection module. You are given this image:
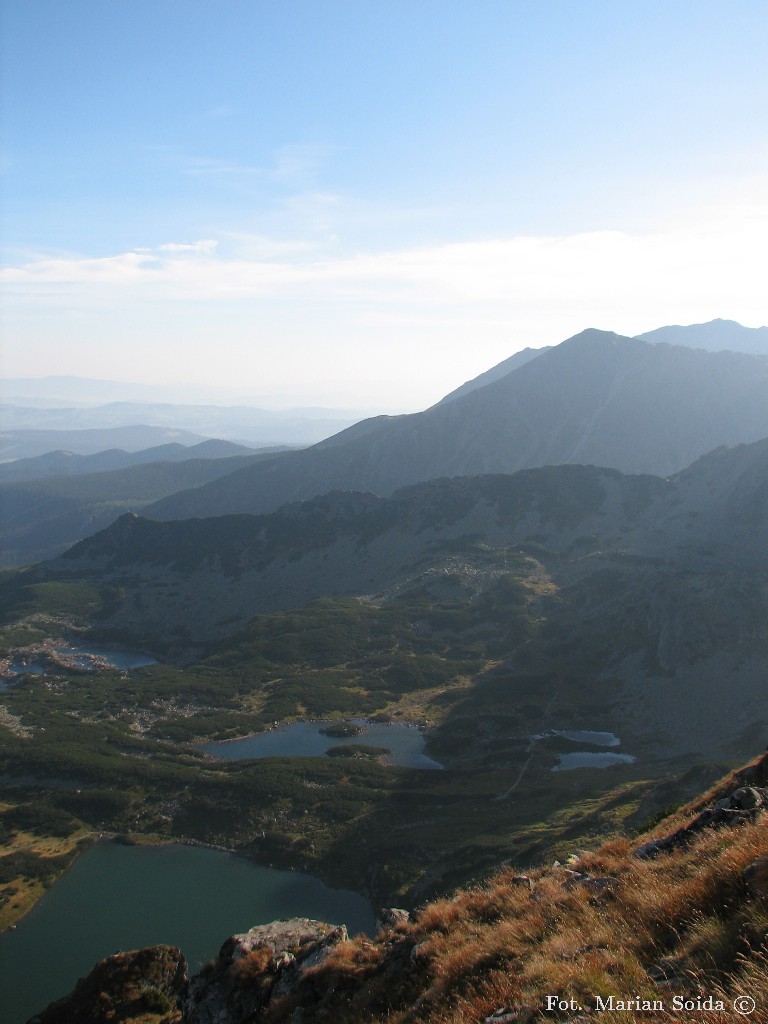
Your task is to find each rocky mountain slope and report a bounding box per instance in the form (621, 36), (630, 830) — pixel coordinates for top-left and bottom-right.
(434, 345), (551, 405)
(145, 329), (768, 521)
(29, 751), (768, 1024)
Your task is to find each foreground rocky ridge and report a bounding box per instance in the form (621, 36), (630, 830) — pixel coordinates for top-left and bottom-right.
(31, 751), (768, 1024)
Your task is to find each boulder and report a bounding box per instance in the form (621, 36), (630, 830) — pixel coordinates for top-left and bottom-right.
(184, 918), (347, 1024)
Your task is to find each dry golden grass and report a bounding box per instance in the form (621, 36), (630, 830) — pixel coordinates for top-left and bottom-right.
(0, 823), (91, 930)
(262, 751), (768, 1024)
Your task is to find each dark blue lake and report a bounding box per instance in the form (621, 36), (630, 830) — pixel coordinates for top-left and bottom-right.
(0, 840), (375, 1024)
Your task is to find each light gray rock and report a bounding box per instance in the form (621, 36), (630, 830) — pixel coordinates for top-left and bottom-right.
(375, 907), (411, 932)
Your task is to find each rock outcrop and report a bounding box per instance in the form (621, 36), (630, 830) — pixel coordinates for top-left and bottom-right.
(28, 945), (187, 1024)
(183, 919), (347, 1024)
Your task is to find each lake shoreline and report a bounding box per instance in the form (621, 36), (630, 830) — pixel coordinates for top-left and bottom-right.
(195, 712), (429, 745)
(0, 839), (377, 1024)
(1, 825), (381, 936)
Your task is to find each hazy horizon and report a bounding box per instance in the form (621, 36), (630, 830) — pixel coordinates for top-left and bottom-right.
(2, 1), (768, 407)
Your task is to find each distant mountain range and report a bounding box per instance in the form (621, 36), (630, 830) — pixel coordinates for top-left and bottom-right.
(144, 327), (768, 521)
(436, 319), (768, 406)
(635, 317), (768, 354)
(0, 401), (363, 446)
(1, 374), (372, 447)
(0, 425), (212, 462)
(3, 319), (768, 568)
(7, 318), (768, 1024)
(0, 445), (290, 567)
(0, 438), (265, 483)
(0, 374), (380, 413)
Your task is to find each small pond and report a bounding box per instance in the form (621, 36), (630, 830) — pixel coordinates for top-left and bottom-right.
(552, 751), (637, 771)
(0, 840), (375, 1024)
(200, 719), (444, 770)
(550, 729), (620, 747)
(534, 728), (635, 771)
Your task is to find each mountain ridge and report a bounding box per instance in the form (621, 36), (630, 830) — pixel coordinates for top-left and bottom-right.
(145, 329), (768, 522)
(637, 317), (768, 354)
(0, 439), (268, 484)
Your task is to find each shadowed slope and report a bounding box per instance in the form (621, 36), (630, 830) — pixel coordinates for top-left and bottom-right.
(145, 331), (768, 521)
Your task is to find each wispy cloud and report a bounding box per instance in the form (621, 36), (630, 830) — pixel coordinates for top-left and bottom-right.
(4, 197), (765, 318)
(157, 240), (218, 255)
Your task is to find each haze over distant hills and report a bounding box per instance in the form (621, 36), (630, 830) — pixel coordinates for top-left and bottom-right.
(0, 438), (264, 483)
(0, 425), (212, 462)
(0, 401), (362, 448)
(3, 319), (768, 568)
(146, 327), (768, 521)
(1, 375), (376, 448)
(0, 374), (381, 414)
(0, 445), (289, 567)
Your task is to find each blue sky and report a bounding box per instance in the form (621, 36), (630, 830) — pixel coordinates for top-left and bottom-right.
(2, 1), (768, 408)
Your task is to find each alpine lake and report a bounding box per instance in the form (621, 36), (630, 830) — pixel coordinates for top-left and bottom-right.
(200, 718), (444, 770)
(0, 840), (375, 1024)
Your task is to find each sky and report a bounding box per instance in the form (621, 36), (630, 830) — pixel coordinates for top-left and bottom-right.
(2, 0), (768, 410)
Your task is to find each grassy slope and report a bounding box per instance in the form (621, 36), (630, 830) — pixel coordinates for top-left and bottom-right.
(259, 750), (768, 1024)
(32, 751), (768, 1024)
